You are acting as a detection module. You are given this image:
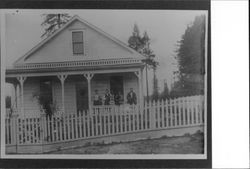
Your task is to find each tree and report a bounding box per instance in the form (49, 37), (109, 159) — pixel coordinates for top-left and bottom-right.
(151, 67), (159, 100)
(128, 24), (144, 52)
(128, 25), (158, 102)
(160, 80), (170, 100)
(171, 15), (206, 97)
(41, 14), (71, 38)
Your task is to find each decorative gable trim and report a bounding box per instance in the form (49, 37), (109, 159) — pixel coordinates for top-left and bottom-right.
(13, 58), (143, 70)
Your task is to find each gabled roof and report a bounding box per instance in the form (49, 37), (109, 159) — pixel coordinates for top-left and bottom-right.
(13, 15), (145, 66)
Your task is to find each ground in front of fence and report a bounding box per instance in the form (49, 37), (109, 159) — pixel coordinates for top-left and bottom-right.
(49, 131), (204, 154)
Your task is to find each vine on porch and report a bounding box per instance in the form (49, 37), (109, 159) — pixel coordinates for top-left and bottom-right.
(33, 92), (59, 117)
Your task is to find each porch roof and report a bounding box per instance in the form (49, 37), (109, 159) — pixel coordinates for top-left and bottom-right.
(6, 59), (144, 77)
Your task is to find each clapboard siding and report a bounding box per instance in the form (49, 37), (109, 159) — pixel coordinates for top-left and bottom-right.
(64, 80), (77, 114)
(23, 78), (40, 117)
(53, 80), (63, 111)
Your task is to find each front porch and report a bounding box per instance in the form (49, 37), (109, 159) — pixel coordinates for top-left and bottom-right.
(6, 69), (144, 118)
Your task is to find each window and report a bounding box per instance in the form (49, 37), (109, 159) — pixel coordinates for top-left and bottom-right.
(72, 31), (84, 55)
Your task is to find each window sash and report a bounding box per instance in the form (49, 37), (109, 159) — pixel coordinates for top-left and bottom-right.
(72, 31), (84, 55)
(73, 42), (84, 54)
(72, 31), (83, 43)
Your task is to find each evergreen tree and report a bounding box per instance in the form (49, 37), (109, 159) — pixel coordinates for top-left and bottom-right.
(160, 80), (170, 100)
(151, 67), (159, 100)
(128, 24), (143, 52)
(128, 25), (158, 102)
(41, 14), (71, 38)
(171, 15), (206, 97)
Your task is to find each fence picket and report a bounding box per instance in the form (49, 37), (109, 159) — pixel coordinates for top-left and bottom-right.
(5, 119), (9, 144)
(78, 112), (82, 138)
(201, 96), (204, 123)
(107, 109), (111, 135)
(31, 118), (35, 143)
(185, 97), (189, 125)
(169, 99), (173, 127)
(66, 114), (69, 140)
(195, 96), (200, 124)
(123, 106), (126, 132)
(111, 107), (115, 134)
(34, 118), (38, 143)
(18, 119), (21, 144)
(190, 98), (194, 124)
(175, 98), (178, 127)
(129, 107), (132, 132)
(160, 100), (164, 128)
(87, 112), (91, 137)
(82, 112), (86, 137)
(155, 100), (159, 128)
(115, 107), (119, 133)
(56, 116), (60, 141)
(93, 112), (98, 136)
(178, 98), (182, 126)
(119, 105), (124, 133)
(61, 114), (65, 140)
(164, 100), (168, 127)
(103, 110), (107, 135)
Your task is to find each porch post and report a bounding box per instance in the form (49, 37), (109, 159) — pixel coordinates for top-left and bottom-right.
(17, 76), (27, 115)
(140, 68), (144, 106)
(57, 74), (68, 113)
(134, 70), (143, 109)
(83, 73), (94, 113)
(13, 83), (18, 110)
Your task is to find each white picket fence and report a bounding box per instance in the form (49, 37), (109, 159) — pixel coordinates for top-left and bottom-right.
(5, 95), (204, 149)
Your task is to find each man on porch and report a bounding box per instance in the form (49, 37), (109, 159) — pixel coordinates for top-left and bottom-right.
(127, 88), (137, 105)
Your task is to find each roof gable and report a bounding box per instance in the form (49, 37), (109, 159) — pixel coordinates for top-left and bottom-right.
(14, 15), (144, 66)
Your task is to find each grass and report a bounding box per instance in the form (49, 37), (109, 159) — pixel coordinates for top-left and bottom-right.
(49, 131), (204, 154)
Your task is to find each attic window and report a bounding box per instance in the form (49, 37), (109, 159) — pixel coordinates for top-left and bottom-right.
(72, 31), (84, 55)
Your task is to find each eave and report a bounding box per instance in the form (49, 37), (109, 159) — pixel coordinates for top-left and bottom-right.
(6, 62), (145, 77)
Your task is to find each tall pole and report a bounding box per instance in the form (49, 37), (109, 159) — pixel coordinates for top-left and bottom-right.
(145, 63), (149, 103)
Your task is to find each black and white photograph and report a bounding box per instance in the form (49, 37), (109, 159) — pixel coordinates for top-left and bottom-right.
(1, 8), (209, 161)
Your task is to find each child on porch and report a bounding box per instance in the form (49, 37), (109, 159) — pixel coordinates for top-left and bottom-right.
(104, 89), (111, 105)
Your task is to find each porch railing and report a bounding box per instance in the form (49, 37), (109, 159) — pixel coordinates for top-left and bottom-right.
(5, 95), (204, 147)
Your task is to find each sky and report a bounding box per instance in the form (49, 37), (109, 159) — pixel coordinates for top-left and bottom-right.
(3, 9), (207, 95)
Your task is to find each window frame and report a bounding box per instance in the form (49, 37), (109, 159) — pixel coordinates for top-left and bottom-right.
(71, 30), (85, 55)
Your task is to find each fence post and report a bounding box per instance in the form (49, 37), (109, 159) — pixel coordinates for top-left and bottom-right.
(11, 111), (19, 153)
(40, 112), (46, 153)
(150, 100), (156, 129)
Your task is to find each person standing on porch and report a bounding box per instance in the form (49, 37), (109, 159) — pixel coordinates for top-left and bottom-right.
(127, 88), (137, 105)
(104, 89), (111, 105)
(93, 89), (102, 105)
(114, 91), (122, 105)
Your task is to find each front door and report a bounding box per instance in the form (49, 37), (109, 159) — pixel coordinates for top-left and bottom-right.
(75, 82), (88, 111)
(110, 76), (124, 104)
